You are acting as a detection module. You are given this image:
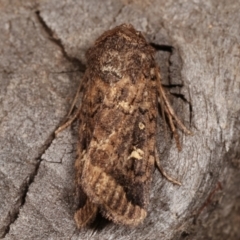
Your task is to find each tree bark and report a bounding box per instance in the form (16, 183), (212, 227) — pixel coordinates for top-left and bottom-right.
(0, 0), (239, 239)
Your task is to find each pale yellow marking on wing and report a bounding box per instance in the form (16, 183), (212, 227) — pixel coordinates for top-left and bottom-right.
(138, 122), (145, 130)
(128, 147), (144, 160)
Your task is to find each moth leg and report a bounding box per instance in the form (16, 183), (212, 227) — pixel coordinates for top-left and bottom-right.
(155, 149), (181, 186)
(157, 73), (191, 135)
(164, 106), (181, 151)
(55, 109), (80, 135)
(155, 68), (192, 149)
(55, 80), (83, 135)
(67, 78), (83, 117)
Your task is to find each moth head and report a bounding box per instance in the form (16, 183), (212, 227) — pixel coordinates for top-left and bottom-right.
(94, 23), (147, 47)
(86, 24), (155, 83)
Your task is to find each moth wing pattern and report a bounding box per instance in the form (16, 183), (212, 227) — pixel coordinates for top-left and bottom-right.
(74, 24), (160, 227)
(74, 71), (99, 228)
(68, 24), (191, 228)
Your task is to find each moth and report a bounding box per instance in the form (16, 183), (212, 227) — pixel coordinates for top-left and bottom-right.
(56, 24), (191, 228)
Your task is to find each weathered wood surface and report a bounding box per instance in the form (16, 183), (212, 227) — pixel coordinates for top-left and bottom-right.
(0, 0), (239, 239)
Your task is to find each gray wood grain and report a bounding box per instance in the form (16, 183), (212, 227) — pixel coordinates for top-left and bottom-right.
(0, 0), (239, 239)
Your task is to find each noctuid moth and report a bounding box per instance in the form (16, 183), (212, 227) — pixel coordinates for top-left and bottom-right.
(56, 24), (191, 228)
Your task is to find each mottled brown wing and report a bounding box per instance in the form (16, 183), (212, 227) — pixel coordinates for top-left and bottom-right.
(74, 24), (158, 227)
(74, 73), (99, 228)
(56, 24), (190, 229)
(80, 74), (157, 226)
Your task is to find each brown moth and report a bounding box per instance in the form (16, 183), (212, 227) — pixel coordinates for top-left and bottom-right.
(56, 24), (191, 228)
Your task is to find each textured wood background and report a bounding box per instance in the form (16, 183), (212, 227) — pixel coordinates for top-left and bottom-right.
(0, 0), (240, 239)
